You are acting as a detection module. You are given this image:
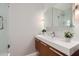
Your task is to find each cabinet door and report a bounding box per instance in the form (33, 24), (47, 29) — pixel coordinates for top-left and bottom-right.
(39, 41), (49, 56)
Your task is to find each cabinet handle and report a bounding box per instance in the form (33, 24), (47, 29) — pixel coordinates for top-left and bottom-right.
(49, 47), (63, 56)
(40, 42), (47, 46)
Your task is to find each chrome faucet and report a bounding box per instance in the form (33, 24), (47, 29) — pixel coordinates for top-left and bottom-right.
(51, 32), (55, 37)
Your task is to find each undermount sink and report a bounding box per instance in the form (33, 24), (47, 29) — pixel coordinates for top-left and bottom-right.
(35, 35), (79, 55)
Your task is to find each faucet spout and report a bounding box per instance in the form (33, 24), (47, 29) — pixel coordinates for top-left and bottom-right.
(51, 32), (55, 37)
(53, 32), (55, 37)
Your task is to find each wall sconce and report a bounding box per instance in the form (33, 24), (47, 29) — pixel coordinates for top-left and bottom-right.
(40, 14), (45, 30)
(75, 4), (79, 10)
(41, 20), (45, 29)
(74, 4), (79, 24)
(75, 4), (79, 15)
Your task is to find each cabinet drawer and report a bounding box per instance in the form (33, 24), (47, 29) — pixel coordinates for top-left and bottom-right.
(48, 47), (62, 56)
(48, 46), (67, 56)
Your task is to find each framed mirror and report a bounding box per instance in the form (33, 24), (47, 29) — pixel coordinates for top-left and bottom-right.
(44, 3), (73, 32)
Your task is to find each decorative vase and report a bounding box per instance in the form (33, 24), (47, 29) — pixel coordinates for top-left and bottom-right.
(65, 38), (71, 42)
(42, 32), (46, 35)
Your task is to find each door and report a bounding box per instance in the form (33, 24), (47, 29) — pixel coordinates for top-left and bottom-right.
(39, 41), (49, 56)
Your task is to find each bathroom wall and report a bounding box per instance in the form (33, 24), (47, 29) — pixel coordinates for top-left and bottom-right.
(0, 4), (8, 54)
(8, 3), (77, 56)
(8, 3), (46, 56)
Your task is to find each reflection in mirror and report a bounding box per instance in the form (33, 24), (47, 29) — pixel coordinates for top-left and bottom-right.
(44, 3), (73, 32)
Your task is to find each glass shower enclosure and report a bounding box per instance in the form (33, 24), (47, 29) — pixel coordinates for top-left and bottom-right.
(0, 3), (9, 56)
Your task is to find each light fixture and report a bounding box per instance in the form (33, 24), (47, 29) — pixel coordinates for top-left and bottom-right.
(75, 4), (79, 15)
(74, 4), (79, 26)
(75, 5), (79, 9)
(40, 14), (45, 30)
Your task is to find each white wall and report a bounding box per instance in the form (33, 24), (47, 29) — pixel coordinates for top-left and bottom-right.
(8, 3), (46, 56)
(8, 3), (77, 56)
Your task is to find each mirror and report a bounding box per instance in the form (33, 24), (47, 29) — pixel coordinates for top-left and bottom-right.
(44, 3), (73, 32)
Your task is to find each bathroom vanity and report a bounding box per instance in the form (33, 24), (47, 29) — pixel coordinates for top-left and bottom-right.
(34, 4), (79, 56)
(35, 35), (79, 56)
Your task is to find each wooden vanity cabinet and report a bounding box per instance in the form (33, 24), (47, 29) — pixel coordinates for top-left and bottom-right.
(35, 38), (49, 56)
(35, 38), (66, 56)
(39, 40), (49, 56)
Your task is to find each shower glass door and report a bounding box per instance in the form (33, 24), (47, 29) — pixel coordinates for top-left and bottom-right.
(0, 3), (8, 56)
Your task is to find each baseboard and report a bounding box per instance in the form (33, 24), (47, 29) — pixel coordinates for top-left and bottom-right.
(26, 51), (39, 56)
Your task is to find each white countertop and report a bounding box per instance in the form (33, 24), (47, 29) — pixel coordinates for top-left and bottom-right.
(35, 35), (79, 56)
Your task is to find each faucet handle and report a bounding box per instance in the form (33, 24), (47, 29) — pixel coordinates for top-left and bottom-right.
(51, 32), (55, 37)
(8, 44), (10, 49)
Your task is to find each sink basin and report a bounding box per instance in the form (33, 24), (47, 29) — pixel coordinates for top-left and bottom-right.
(35, 35), (79, 55)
